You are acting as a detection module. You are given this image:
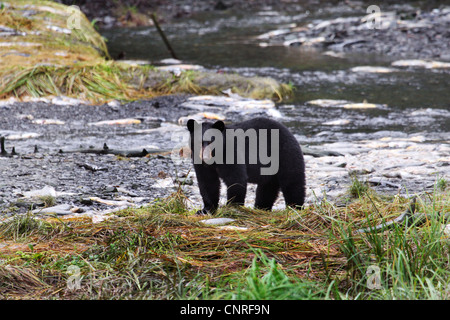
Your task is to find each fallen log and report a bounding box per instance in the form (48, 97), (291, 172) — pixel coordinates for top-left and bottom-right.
(59, 143), (172, 157)
(302, 146), (344, 157)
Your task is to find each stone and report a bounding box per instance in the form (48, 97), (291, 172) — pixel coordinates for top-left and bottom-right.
(23, 185), (56, 198)
(391, 59), (450, 69)
(444, 224), (450, 237)
(88, 118), (142, 126)
(350, 66), (397, 73)
(32, 119), (65, 125)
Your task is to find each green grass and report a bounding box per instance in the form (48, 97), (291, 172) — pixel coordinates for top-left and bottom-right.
(0, 63), (293, 104)
(0, 185), (448, 299)
(330, 185), (450, 300)
(212, 249), (328, 300)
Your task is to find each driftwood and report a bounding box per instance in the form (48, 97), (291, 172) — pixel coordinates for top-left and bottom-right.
(302, 146), (343, 157)
(367, 178), (402, 190)
(2, 136), (342, 159)
(1, 137), (171, 158)
(0, 136), (18, 157)
(151, 13), (178, 60)
(59, 143), (172, 157)
(356, 197), (449, 234)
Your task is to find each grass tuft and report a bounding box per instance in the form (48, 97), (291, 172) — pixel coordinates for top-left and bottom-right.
(0, 186), (448, 299)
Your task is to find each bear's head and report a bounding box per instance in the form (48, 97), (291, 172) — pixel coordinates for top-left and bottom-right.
(187, 119), (225, 165)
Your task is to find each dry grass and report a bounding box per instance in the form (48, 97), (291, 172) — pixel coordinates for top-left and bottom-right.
(0, 63), (293, 104)
(1, 186), (448, 299)
(0, 0), (293, 104)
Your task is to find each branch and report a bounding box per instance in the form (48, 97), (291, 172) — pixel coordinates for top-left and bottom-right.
(0, 136), (18, 157)
(355, 197), (449, 234)
(302, 146), (343, 157)
(59, 143), (171, 157)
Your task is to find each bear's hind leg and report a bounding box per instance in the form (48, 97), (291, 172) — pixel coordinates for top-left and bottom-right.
(225, 182), (247, 206)
(254, 179), (280, 211)
(280, 180), (305, 209)
(218, 166), (247, 207)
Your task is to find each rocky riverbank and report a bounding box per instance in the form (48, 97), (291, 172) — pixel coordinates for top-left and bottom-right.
(0, 0), (448, 223)
(55, 0), (450, 60)
(0, 0), (291, 104)
(256, 4), (450, 60)
(1, 93), (448, 222)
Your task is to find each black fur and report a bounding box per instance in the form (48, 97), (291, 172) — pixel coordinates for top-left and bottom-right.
(187, 117), (305, 215)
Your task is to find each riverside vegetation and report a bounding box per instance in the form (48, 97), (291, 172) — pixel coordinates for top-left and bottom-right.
(0, 0), (449, 301)
(0, 180), (448, 299)
(0, 0), (292, 103)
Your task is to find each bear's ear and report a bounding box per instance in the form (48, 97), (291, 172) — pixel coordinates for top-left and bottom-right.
(212, 120), (225, 132)
(187, 119), (196, 132)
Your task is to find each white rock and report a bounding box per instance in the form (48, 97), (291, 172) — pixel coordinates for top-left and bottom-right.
(0, 42), (42, 47)
(32, 119), (65, 125)
(152, 178), (177, 189)
(323, 51), (346, 58)
(88, 118), (142, 126)
(89, 197), (135, 207)
(264, 108), (282, 118)
(444, 224), (450, 237)
(257, 28), (292, 40)
(156, 64), (204, 76)
(0, 97), (18, 106)
(2, 131), (41, 140)
(107, 100), (121, 108)
(391, 59), (450, 69)
(46, 25), (71, 34)
(118, 60), (151, 66)
(92, 214), (117, 224)
(52, 95), (87, 106)
(350, 66), (397, 73)
(160, 58), (183, 65)
(323, 119), (351, 126)
(54, 51), (69, 57)
(306, 99), (350, 107)
(342, 102), (379, 109)
(23, 185), (57, 198)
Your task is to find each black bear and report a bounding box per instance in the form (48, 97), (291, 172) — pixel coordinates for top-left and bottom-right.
(187, 117), (305, 215)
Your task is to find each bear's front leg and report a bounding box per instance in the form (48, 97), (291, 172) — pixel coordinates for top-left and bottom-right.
(218, 165), (247, 207)
(194, 164), (221, 215)
(225, 182), (246, 207)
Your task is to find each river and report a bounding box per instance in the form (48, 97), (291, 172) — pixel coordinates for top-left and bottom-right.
(101, 5), (449, 146)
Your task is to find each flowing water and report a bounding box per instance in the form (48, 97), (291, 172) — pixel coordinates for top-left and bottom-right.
(101, 6), (450, 145)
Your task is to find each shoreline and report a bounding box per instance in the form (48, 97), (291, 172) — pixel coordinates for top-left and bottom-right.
(1, 94), (448, 219)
